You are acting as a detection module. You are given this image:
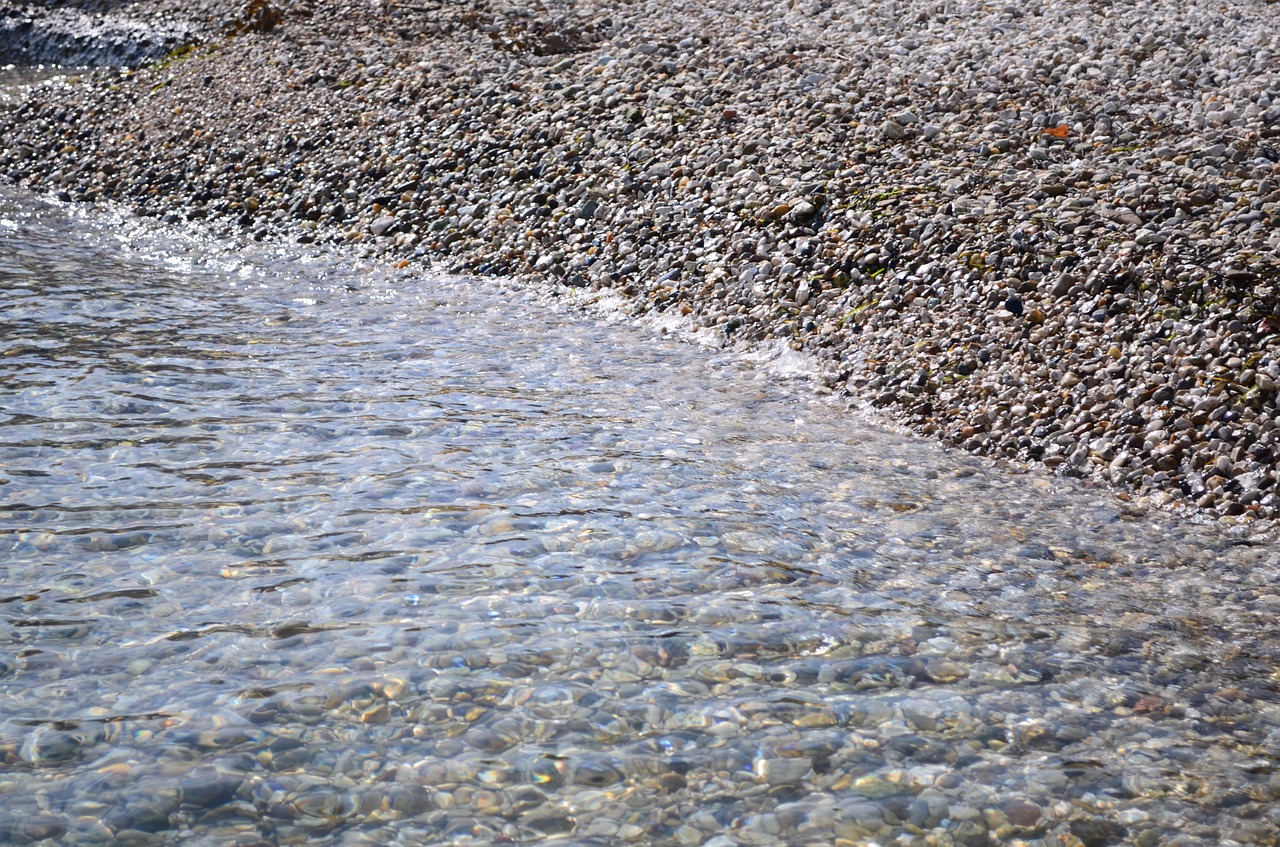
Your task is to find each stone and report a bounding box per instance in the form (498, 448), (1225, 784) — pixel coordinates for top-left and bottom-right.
(880, 120), (907, 140)
(1003, 800), (1042, 828)
(754, 757), (812, 785)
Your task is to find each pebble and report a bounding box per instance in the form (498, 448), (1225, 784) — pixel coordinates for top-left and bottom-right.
(754, 757), (812, 785)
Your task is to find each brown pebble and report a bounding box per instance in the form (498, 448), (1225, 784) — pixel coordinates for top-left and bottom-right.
(1003, 800), (1042, 828)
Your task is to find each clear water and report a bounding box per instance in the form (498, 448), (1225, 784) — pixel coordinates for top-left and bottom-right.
(0, 64), (75, 109)
(3, 182), (1280, 847)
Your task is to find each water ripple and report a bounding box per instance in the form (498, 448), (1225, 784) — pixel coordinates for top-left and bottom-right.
(2, 183), (1280, 845)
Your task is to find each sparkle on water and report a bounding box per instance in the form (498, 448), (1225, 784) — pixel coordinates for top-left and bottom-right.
(2, 179), (1280, 847)
(0, 64), (77, 109)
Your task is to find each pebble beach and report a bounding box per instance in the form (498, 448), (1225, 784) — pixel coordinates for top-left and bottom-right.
(2, 0), (1279, 520)
(8, 5), (1280, 846)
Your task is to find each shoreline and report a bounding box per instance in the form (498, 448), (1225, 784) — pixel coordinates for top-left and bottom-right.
(2, 0), (1278, 523)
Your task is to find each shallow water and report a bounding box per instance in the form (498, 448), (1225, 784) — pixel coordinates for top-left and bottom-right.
(0, 64), (74, 109)
(3, 183), (1280, 847)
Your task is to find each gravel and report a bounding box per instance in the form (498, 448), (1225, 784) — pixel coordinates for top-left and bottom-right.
(1, 0), (1279, 521)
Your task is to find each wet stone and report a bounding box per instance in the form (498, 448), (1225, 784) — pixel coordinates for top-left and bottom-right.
(755, 757), (813, 785)
(1003, 799), (1042, 828)
(179, 772), (242, 809)
(0, 815), (69, 845)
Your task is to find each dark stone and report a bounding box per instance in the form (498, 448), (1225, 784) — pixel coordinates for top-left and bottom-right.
(180, 772), (241, 809)
(1070, 818), (1128, 846)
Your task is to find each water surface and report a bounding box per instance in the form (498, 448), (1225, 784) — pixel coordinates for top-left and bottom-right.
(0, 64), (74, 109)
(2, 184), (1279, 846)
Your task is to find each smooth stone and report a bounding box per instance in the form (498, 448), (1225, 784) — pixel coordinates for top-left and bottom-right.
(754, 757), (812, 784)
